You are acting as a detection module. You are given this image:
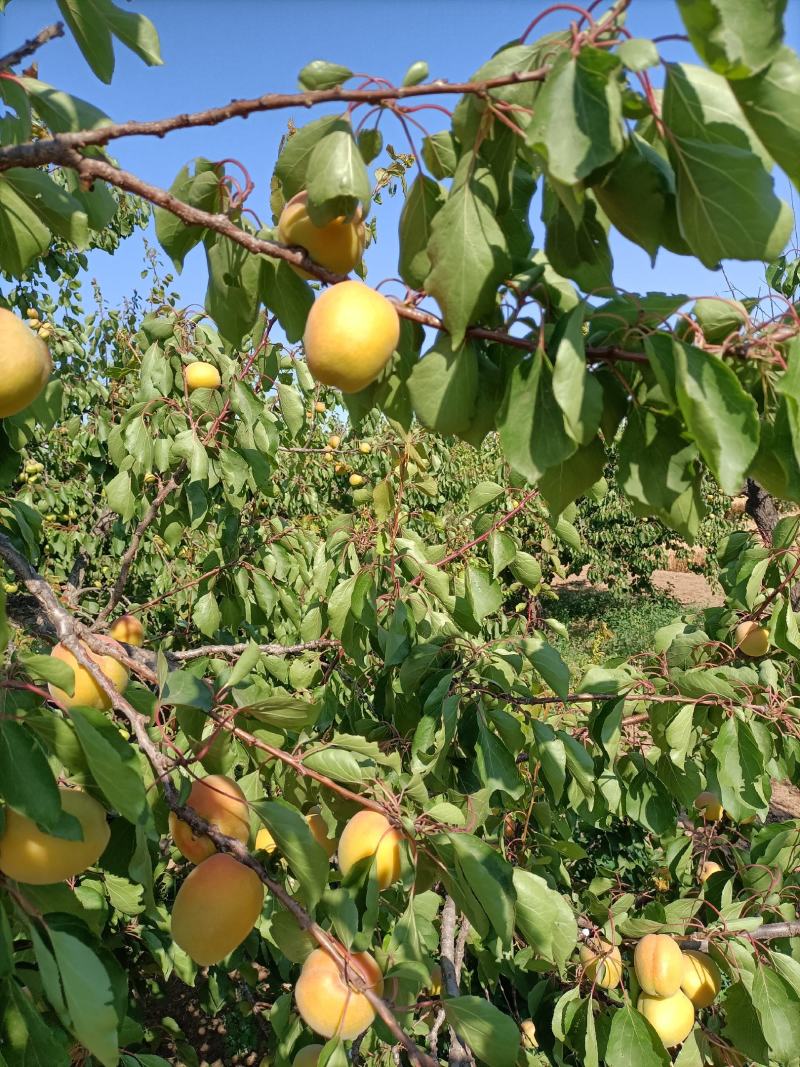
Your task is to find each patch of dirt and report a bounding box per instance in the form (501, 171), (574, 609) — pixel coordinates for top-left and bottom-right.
(650, 569), (724, 606)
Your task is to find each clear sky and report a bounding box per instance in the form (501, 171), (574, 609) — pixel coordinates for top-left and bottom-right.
(2, 0), (799, 315)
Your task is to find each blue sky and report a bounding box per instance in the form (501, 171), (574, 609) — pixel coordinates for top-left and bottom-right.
(3, 0), (799, 315)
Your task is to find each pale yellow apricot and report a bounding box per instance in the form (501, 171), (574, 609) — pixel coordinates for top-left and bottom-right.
(0, 308), (52, 418)
(0, 788), (109, 884)
(520, 1019), (538, 1049)
(110, 614), (144, 647)
(637, 990), (695, 1047)
(681, 949), (721, 1009)
(256, 826), (278, 854)
(185, 361), (221, 391)
(700, 860), (723, 884)
(359, 442), (372, 454)
(338, 810), (403, 890)
(303, 282), (399, 394)
(694, 791), (724, 821)
(294, 948), (383, 1040)
(292, 1045), (324, 1067)
(306, 808), (337, 859)
(278, 190), (365, 278)
(171, 852), (264, 965)
(349, 473), (365, 487)
(169, 775), (250, 864)
(428, 963), (442, 996)
(48, 640), (129, 711)
(634, 934), (684, 997)
(327, 435), (341, 449)
(579, 938), (623, 989)
(735, 620), (769, 657)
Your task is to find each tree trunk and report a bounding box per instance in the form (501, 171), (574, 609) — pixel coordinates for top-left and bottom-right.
(745, 479), (800, 609)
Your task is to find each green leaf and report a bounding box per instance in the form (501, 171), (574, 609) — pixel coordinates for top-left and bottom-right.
(476, 717), (523, 799)
(306, 121), (370, 226)
(155, 159), (221, 272)
(277, 382), (306, 438)
(731, 46), (800, 190)
(398, 174), (445, 290)
(605, 1004), (670, 1067)
(443, 997), (519, 1067)
(20, 652), (75, 692)
(236, 693), (320, 730)
(193, 590), (221, 637)
(424, 163), (512, 346)
(538, 438), (606, 517)
(70, 706), (148, 825)
(663, 63), (793, 266)
(252, 800), (329, 907)
(5, 979), (71, 1065)
(526, 47), (624, 185)
(20, 77), (111, 132)
(101, 0), (162, 68)
(712, 716), (769, 819)
(750, 964), (800, 1062)
(57, 0), (115, 82)
(465, 563), (503, 623)
(105, 469), (135, 521)
(260, 258), (313, 343)
(498, 350), (576, 484)
(542, 184), (613, 293)
(0, 721), (81, 837)
(467, 481), (505, 512)
(204, 232), (261, 344)
(676, 0), (787, 78)
(721, 982), (769, 1064)
(509, 551), (542, 591)
(48, 916), (119, 1067)
(0, 176), (50, 274)
(524, 636), (570, 698)
(298, 60), (352, 90)
(513, 868), (577, 972)
(618, 38), (660, 71)
(552, 309), (603, 445)
(3, 169), (89, 248)
(408, 333), (478, 434)
(274, 115), (342, 201)
(671, 339), (759, 494)
(422, 131), (458, 179)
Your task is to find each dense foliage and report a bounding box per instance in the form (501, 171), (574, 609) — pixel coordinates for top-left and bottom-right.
(1, 3), (800, 1067)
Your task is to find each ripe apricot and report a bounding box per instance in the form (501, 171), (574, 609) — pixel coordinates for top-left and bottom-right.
(337, 810), (403, 890)
(637, 990), (695, 1047)
(110, 614), (145, 647)
(0, 788), (109, 884)
(278, 190), (365, 278)
(428, 964), (442, 996)
(579, 938), (623, 989)
(171, 853), (263, 965)
(734, 620), (769, 657)
(292, 1045), (324, 1067)
(634, 934), (684, 997)
(359, 442), (371, 454)
(303, 282), (399, 394)
(694, 792), (724, 821)
(306, 808), (337, 859)
(327, 435), (341, 449)
(256, 826), (278, 853)
(169, 775), (250, 864)
(700, 860), (723, 884)
(520, 1019), (538, 1049)
(348, 473), (365, 488)
(0, 308), (52, 418)
(185, 361), (221, 391)
(295, 947), (383, 1040)
(681, 949), (721, 1008)
(48, 640), (129, 711)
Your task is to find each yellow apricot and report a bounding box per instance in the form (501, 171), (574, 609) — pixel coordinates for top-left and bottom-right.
(48, 640), (129, 711)
(681, 949), (721, 1008)
(256, 826), (278, 853)
(306, 808), (337, 859)
(0, 788), (109, 884)
(338, 810), (403, 890)
(169, 775), (250, 864)
(359, 442), (372, 454)
(278, 190), (365, 278)
(0, 308), (52, 418)
(694, 792), (724, 821)
(700, 860), (723, 884)
(314, 401), (326, 413)
(185, 361), (221, 391)
(292, 1045), (324, 1067)
(634, 934), (684, 997)
(349, 473), (365, 488)
(520, 1019), (538, 1049)
(110, 614), (144, 647)
(735, 620), (769, 657)
(327, 435), (341, 449)
(637, 990), (695, 1047)
(428, 963), (442, 996)
(171, 852), (264, 965)
(294, 947), (383, 1040)
(303, 282), (399, 394)
(579, 938), (623, 989)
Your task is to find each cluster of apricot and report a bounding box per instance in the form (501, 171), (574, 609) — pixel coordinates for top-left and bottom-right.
(580, 933), (720, 1048)
(169, 774), (405, 1040)
(323, 433), (372, 486)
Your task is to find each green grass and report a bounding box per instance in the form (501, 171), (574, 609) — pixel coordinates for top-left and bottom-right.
(542, 587), (685, 678)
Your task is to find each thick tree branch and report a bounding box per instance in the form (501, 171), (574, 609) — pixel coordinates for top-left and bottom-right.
(440, 897), (475, 1067)
(0, 22), (64, 72)
(170, 638), (339, 662)
(63, 509), (115, 609)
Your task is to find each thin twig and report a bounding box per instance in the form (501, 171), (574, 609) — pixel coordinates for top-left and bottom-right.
(0, 22), (64, 72)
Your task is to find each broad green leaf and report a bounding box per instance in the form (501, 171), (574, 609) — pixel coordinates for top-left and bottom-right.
(274, 115), (342, 200)
(398, 174), (445, 290)
(253, 800), (330, 907)
(721, 982), (770, 1064)
(526, 47), (624, 185)
(618, 38), (660, 71)
(155, 159), (222, 272)
(204, 232), (261, 343)
(731, 46), (800, 190)
(57, 0), (115, 82)
(712, 716), (769, 819)
(524, 636), (570, 698)
(48, 916), (118, 1067)
(298, 60), (352, 90)
(605, 1004), (670, 1067)
(751, 964), (800, 1062)
(498, 350), (577, 484)
(0, 176), (50, 274)
(5, 980), (71, 1065)
(193, 590), (221, 637)
(551, 309), (603, 445)
(422, 131), (458, 179)
(424, 164), (512, 346)
(20, 77), (111, 132)
(476, 717), (523, 799)
(3, 169), (89, 248)
(513, 868), (577, 972)
(465, 563), (503, 623)
(0, 722), (80, 836)
(538, 438), (606, 517)
(70, 706), (148, 825)
(306, 121), (370, 226)
(402, 60), (429, 87)
(443, 997), (519, 1067)
(676, 0), (786, 78)
(101, 0), (162, 67)
(542, 184), (614, 293)
(277, 382), (306, 438)
(408, 333), (478, 435)
(260, 258), (313, 343)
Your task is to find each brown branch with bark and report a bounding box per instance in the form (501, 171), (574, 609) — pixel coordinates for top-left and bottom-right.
(0, 22), (64, 72)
